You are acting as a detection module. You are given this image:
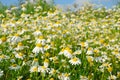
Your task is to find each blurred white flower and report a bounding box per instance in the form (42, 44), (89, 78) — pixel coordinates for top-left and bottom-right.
(9, 64), (20, 70)
(0, 69), (3, 77)
(32, 43), (44, 54)
(69, 57), (81, 65)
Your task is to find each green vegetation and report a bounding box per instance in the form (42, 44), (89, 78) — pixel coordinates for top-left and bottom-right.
(0, 0), (120, 80)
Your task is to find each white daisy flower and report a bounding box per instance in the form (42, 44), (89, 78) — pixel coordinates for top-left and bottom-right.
(21, 7), (26, 11)
(31, 58), (39, 66)
(15, 52), (25, 60)
(59, 47), (73, 58)
(38, 66), (50, 73)
(108, 75), (117, 80)
(30, 66), (38, 73)
(86, 48), (93, 55)
(32, 43), (44, 54)
(44, 44), (50, 51)
(49, 68), (58, 75)
(33, 30), (42, 36)
(36, 36), (46, 45)
(64, 50), (73, 58)
(44, 59), (49, 67)
(79, 42), (88, 48)
(8, 34), (22, 43)
(0, 54), (10, 61)
(58, 73), (70, 80)
(86, 56), (94, 63)
(73, 50), (82, 55)
(9, 64), (20, 70)
(69, 57), (81, 65)
(14, 42), (25, 51)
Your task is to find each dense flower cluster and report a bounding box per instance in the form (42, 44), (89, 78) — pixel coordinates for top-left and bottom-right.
(0, 3), (120, 80)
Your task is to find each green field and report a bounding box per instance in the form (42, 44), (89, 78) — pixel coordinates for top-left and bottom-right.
(0, 0), (120, 80)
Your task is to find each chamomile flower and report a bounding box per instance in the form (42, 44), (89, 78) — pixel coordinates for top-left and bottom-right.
(32, 58), (39, 66)
(9, 64), (20, 70)
(86, 56), (94, 66)
(49, 56), (59, 63)
(45, 52), (50, 57)
(60, 47), (73, 58)
(8, 34), (22, 44)
(58, 73), (70, 80)
(38, 66), (50, 73)
(0, 54), (10, 61)
(108, 75), (117, 80)
(79, 42), (88, 48)
(86, 56), (94, 62)
(15, 42), (24, 51)
(33, 30), (42, 36)
(44, 59), (49, 67)
(112, 49), (119, 56)
(36, 36), (46, 45)
(0, 37), (7, 44)
(15, 52), (25, 60)
(69, 57), (81, 65)
(30, 66), (38, 73)
(49, 68), (58, 75)
(32, 43), (44, 54)
(73, 50), (82, 55)
(86, 47), (93, 55)
(44, 44), (51, 51)
(22, 6), (27, 11)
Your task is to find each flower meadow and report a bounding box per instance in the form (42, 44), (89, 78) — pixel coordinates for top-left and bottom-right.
(0, 1), (120, 80)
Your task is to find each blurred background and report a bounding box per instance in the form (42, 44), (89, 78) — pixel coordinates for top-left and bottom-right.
(0, 0), (120, 14)
(0, 0), (120, 8)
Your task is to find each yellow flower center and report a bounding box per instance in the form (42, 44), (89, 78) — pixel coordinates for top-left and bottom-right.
(65, 47), (72, 54)
(50, 78), (54, 80)
(45, 52), (50, 57)
(87, 56), (93, 62)
(36, 43), (42, 47)
(39, 36), (43, 39)
(107, 67), (113, 72)
(64, 73), (69, 77)
(80, 42), (85, 47)
(102, 63), (109, 67)
(1, 37), (6, 42)
(44, 59), (49, 63)
(88, 48), (92, 51)
(44, 45), (48, 49)
(100, 39), (104, 43)
(52, 69), (56, 73)
(93, 49), (98, 53)
(61, 49), (65, 52)
(0, 55), (5, 58)
(18, 42), (23, 46)
(15, 34), (19, 36)
(42, 66), (46, 69)
(18, 53), (23, 57)
(12, 64), (17, 67)
(34, 58), (38, 62)
(33, 67), (38, 72)
(72, 57), (78, 62)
